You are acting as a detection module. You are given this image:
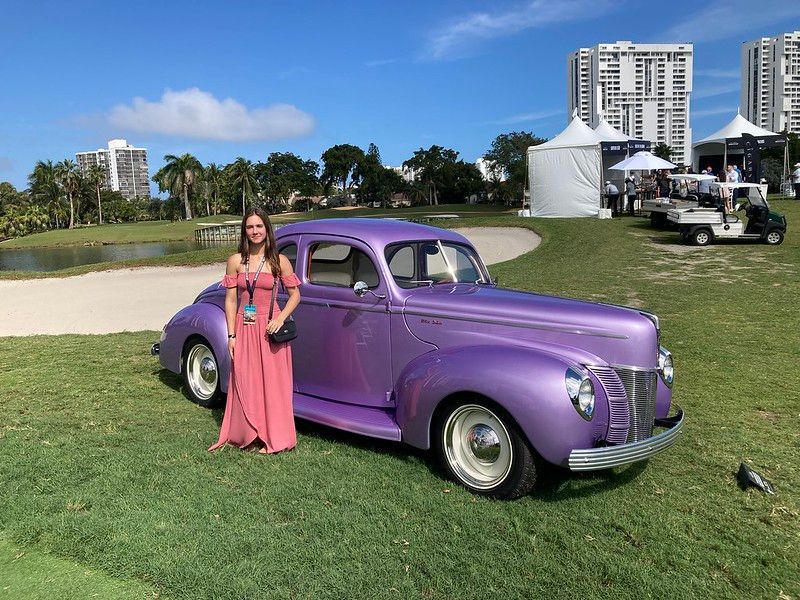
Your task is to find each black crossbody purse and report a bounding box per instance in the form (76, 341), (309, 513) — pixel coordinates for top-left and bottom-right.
(267, 276), (297, 343)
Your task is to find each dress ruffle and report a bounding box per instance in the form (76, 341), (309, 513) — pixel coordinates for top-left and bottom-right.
(220, 274), (238, 288)
(279, 273), (301, 288)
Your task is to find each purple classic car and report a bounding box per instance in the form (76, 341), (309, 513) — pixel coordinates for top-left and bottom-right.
(153, 218), (683, 498)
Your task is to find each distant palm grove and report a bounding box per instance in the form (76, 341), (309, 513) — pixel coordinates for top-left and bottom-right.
(0, 133), (544, 240)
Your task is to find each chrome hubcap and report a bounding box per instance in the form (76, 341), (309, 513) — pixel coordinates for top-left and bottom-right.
(697, 232), (708, 244)
(767, 232), (780, 243)
(443, 404), (512, 490)
(187, 344), (217, 400)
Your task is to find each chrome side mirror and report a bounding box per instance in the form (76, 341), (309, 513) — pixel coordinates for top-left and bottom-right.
(353, 281), (387, 300)
(354, 281), (369, 297)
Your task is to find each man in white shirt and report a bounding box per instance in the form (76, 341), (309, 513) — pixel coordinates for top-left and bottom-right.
(792, 162), (800, 200)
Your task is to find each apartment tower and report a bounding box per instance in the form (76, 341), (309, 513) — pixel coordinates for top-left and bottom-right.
(76, 139), (150, 199)
(568, 41), (693, 165)
(741, 31), (800, 134)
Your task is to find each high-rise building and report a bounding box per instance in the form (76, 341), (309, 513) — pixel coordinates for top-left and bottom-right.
(741, 31), (800, 134)
(568, 41), (693, 165)
(76, 139), (150, 199)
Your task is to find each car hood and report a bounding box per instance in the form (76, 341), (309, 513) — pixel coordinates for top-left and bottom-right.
(402, 284), (659, 369)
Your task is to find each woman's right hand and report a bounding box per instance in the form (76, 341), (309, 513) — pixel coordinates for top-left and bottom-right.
(228, 338), (235, 360)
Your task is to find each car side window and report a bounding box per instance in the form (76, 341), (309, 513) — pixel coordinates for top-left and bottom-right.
(308, 242), (380, 288)
(278, 243), (297, 271)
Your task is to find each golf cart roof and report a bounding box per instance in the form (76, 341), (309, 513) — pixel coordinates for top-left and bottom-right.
(710, 182), (763, 189)
(668, 174), (716, 181)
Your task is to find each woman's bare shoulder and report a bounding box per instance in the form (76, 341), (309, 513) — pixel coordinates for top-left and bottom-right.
(226, 253), (243, 274)
(278, 253), (294, 275)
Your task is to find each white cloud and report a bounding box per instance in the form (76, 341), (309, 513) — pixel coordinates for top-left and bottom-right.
(658, 0), (800, 44)
(693, 83), (740, 99)
(693, 106), (736, 118)
(425, 0), (615, 60)
(695, 68), (739, 79)
(365, 59), (396, 67)
(488, 109), (563, 125)
(105, 88), (315, 142)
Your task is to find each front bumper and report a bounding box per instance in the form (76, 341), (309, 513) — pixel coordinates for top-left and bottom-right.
(568, 407), (684, 471)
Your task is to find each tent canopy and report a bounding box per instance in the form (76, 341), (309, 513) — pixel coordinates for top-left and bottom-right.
(693, 113), (778, 147)
(593, 118), (633, 142)
(610, 151), (677, 171)
(532, 115), (603, 151)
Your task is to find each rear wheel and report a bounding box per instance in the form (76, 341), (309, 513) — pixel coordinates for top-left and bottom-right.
(182, 337), (223, 408)
(434, 400), (538, 499)
(691, 228), (712, 246)
(765, 230), (784, 245)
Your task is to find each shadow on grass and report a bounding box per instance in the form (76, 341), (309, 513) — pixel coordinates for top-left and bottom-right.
(156, 368), (226, 426)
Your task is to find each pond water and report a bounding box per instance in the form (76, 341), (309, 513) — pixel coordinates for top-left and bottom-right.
(0, 241), (208, 272)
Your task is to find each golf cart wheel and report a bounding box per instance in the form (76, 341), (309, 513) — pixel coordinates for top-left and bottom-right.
(691, 229), (712, 246)
(434, 400), (538, 499)
(764, 230), (784, 245)
(182, 337), (224, 408)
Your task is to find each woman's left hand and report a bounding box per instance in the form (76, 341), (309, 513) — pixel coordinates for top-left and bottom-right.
(266, 318), (285, 337)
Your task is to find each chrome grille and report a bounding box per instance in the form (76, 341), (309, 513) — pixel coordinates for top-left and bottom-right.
(587, 366), (629, 444)
(613, 367), (658, 443)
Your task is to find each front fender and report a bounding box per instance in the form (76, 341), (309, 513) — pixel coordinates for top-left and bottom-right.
(160, 301), (230, 392)
(395, 344), (609, 467)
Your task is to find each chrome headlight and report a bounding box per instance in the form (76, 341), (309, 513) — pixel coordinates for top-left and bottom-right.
(566, 367), (595, 421)
(658, 346), (674, 387)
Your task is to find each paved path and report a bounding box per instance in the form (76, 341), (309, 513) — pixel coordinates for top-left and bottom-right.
(0, 227), (540, 336)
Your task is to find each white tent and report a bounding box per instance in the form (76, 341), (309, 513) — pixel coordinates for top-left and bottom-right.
(528, 115), (604, 217)
(692, 112), (779, 170)
(593, 118), (633, 142)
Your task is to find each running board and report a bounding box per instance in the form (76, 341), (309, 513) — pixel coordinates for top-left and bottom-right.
(293, 393), (402, 442)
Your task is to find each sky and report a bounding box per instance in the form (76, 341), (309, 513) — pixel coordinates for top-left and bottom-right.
(1, 0), (799, 193)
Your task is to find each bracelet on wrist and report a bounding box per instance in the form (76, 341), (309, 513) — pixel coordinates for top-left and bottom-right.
(228, 333), (236, 339)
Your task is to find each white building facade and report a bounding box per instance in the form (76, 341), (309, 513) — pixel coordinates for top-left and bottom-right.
(76, 139), (150, 199)
(741, 31), (800, 134)
(568, 41), (693, 165)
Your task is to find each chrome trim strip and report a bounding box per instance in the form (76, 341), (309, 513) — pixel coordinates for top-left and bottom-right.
(568, 408), (684, 471)
(300, 297), (386, 314)
(401, 310), (628, 339)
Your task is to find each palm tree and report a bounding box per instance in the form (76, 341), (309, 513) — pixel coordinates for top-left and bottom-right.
(55, 159), (81, 229)
(28, 160), (63, 228)
(205, 163), (224, 215)
(86, 164), (106, 225)
(225, 157), (258, 214)
(153, 154), (203, 220)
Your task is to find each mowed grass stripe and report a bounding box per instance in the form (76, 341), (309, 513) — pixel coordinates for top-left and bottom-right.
(1, 201), (798, 598)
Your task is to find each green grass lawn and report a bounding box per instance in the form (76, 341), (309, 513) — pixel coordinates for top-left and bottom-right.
(1, 201), (798, 598)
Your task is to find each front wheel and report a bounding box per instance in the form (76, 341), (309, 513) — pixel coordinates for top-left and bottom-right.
(691, 228), (712, 246)
(434, 401), (538, 499)
(764, 230), (784, 245)
(182, 338), (223, 408)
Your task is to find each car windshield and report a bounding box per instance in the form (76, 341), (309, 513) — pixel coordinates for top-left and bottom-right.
(385, 241), (488, 288)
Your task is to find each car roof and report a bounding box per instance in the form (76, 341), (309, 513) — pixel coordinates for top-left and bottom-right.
(275, 217), (471, 249)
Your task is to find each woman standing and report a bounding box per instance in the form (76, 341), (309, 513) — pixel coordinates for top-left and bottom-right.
(209, 208), (301, 453)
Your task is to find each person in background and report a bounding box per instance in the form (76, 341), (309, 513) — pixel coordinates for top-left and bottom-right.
(625, 176), (637, 216)
(734, 164), (744, 183)
(604, 180), (619, 215)
(792, 162), (800, 200)
(657, 170), (671, 198)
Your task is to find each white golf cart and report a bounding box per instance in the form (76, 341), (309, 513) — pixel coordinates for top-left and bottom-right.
(667, 182), (787, 246)
(642, 173), (716, 227)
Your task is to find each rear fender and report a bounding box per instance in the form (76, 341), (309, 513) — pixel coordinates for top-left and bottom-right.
(395, 345), (608, 467)
(160, 302), (230, 392)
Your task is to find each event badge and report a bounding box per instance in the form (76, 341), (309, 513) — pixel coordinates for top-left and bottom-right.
(243, 304), (257, 325)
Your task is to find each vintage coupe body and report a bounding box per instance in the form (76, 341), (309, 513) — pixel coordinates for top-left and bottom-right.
(153, 218), (683, 498)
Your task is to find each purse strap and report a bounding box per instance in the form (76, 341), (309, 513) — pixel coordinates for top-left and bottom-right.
(267, 272), (283, 321)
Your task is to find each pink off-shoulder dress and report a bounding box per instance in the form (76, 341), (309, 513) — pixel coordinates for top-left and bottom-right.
(209, 270), (301, 453)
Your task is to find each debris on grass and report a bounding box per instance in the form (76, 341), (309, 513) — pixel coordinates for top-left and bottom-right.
(737, 463), (775, 494)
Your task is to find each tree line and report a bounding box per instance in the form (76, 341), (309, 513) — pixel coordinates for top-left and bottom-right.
(0, 132), (544, 239)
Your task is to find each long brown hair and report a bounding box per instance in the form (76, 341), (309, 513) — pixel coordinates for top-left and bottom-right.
(238, 207), (280, 275)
